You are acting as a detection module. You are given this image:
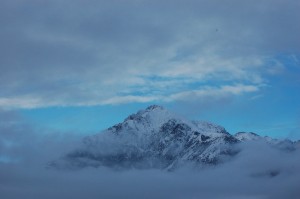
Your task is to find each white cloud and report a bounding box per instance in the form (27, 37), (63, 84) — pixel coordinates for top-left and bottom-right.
(167, 84), (259, 102)
(0, 84), (260, 108)
(0, 97), (44, 109)
(101, 95), (160, 105)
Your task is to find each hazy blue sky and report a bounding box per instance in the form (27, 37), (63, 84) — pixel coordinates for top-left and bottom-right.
(1, 0), (300, 139)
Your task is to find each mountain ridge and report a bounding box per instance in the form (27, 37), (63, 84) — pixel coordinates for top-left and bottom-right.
(53, 105), (299, 170)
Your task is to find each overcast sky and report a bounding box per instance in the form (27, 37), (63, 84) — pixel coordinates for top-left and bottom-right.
(0, 0), (300, 139)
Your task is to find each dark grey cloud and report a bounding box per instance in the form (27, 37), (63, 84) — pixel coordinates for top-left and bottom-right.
(0, 0), (299, 107)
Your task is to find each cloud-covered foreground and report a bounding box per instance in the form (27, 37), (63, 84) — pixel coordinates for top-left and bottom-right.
(1, 113), (300, 199)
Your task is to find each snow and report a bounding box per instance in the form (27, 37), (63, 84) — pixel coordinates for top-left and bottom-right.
(234, 132), (261, 141)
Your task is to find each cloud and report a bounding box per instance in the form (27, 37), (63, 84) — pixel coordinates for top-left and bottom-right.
(90, 83), (260, 104)
(167, 84), (259, 102)
(0, 0), (299, 108)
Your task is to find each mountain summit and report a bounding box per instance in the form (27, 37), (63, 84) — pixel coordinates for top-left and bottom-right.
(54, 105), (297, 170)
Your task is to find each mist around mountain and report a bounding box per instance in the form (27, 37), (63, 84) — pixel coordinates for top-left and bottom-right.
(1, 105), (300, 199)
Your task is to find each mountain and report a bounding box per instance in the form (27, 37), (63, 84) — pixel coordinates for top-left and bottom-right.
(234, 132), (296, 151)
(53, 105), (298, 170)
(234, 132), (261, 141)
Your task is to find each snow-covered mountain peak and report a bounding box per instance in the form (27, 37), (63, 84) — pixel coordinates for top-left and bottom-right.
(108, 105), (229, 139)
(235, 132), (261, 141)
(192, 121), (229, 136)
(145, 104), (164, 111)
(110, 105), (185, 136)
(54, 105), (299, 170)
(125, 104), (174, 122)
(57, 105), (240, 170)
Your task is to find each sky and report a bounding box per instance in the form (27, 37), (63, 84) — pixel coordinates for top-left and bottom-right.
(0, 0), (300, 140)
